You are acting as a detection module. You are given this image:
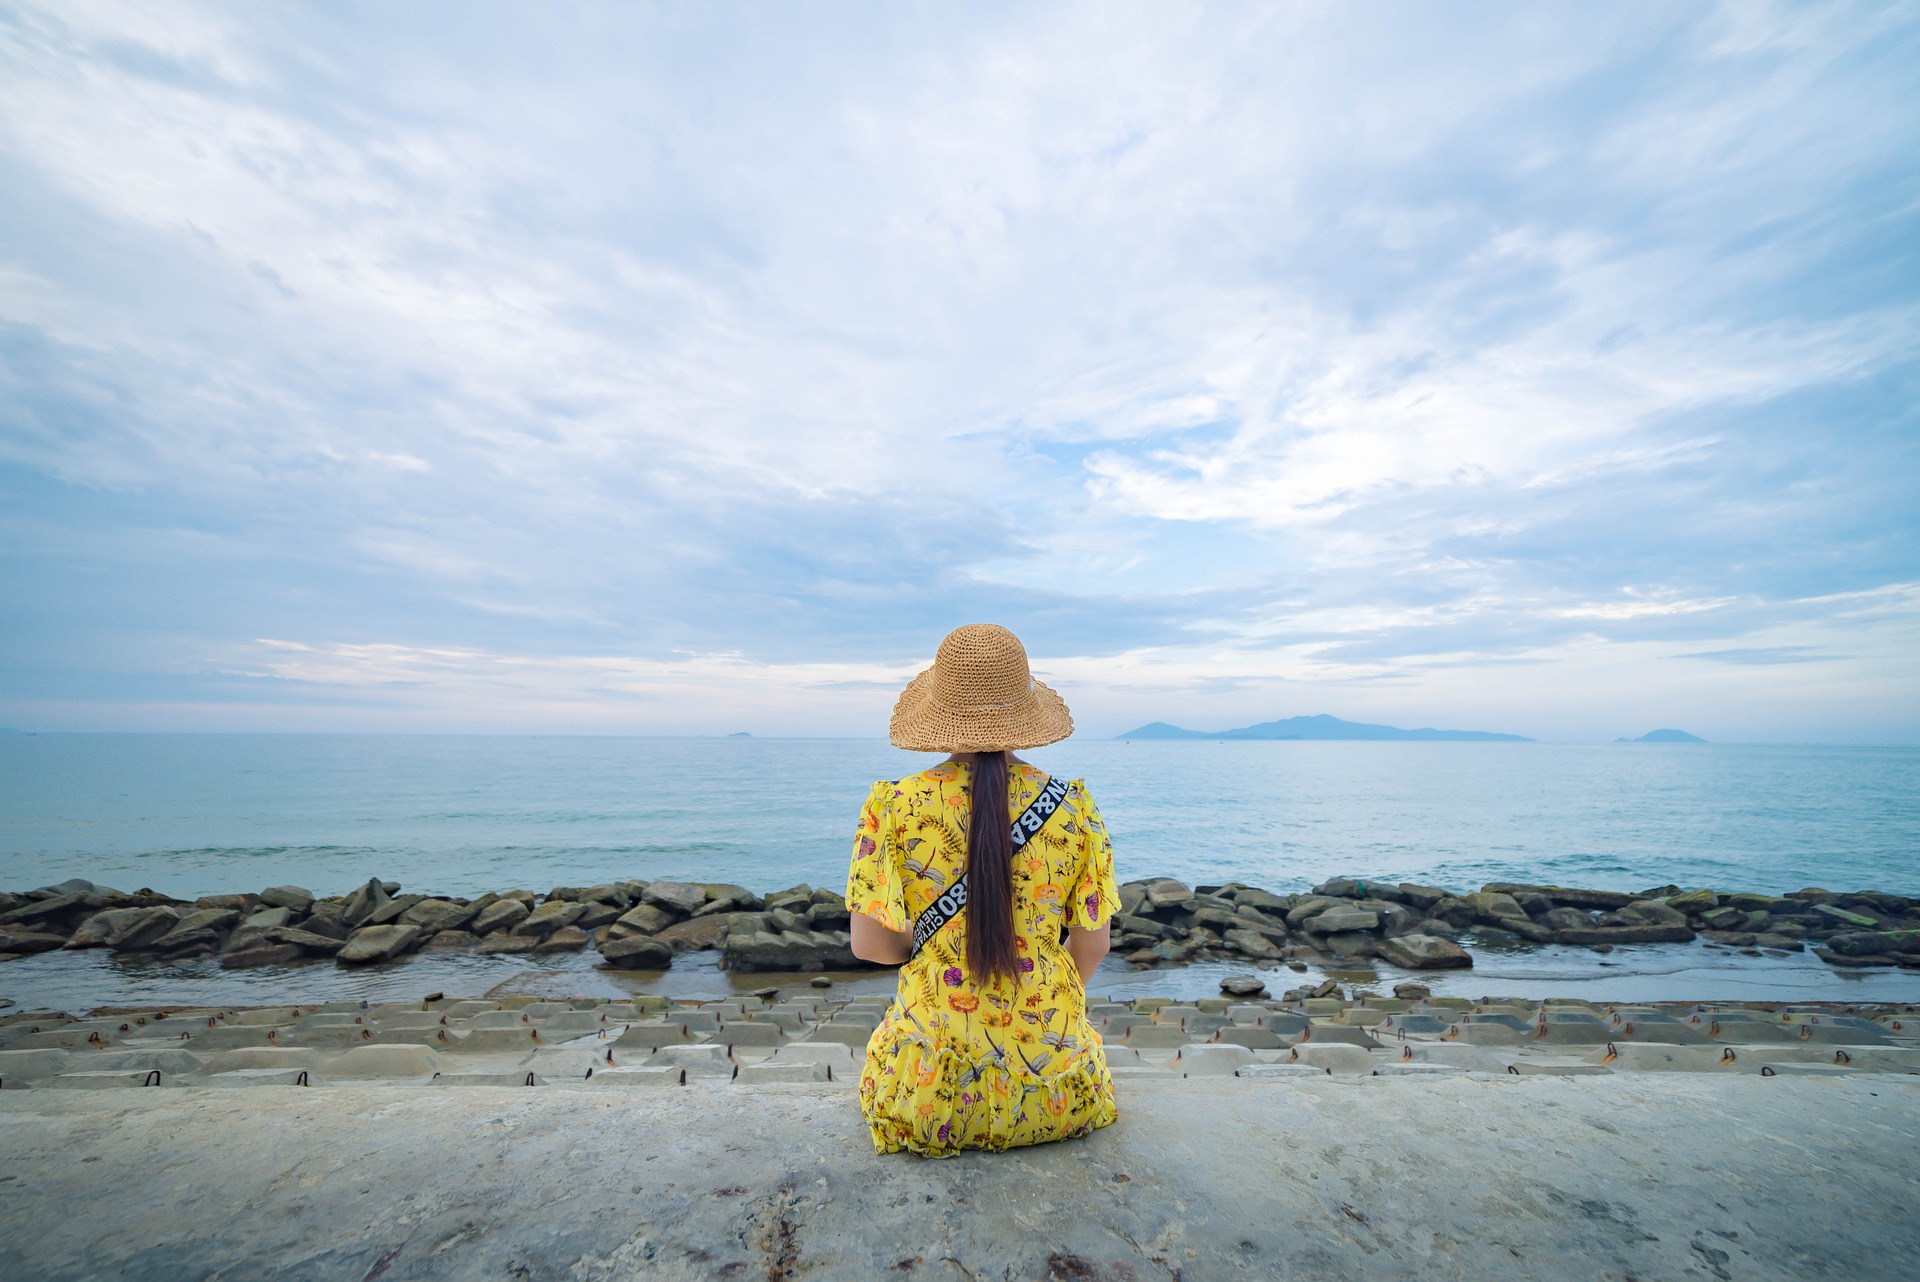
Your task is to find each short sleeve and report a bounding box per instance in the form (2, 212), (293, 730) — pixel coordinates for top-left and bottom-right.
(845, 780), (910, 932)
(1065, 780), (1120, 931)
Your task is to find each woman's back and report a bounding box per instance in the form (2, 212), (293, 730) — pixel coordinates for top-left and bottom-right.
(848, 757), (1120, 1156)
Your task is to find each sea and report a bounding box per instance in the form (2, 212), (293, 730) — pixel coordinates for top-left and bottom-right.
(3, 734), (1917, 1010)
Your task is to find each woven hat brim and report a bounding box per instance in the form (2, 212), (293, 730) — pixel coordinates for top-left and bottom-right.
(888, 670), (1074, 753)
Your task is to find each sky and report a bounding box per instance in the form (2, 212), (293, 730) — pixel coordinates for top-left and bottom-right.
(1, 1), (1917, 743)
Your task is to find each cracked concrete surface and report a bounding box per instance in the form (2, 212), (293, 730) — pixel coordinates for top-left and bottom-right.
(1, 1074), (1916, 1280)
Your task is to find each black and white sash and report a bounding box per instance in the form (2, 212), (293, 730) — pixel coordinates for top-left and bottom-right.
(908, 773), (1070, 961)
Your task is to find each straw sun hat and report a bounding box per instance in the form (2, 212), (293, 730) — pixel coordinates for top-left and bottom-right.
(889, 624), (1074, 753)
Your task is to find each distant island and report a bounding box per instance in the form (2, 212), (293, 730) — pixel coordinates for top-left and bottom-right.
(1116, 714), (1532, 742)
(724, 731), (754, 739)
(1617, 729), (1707, 743)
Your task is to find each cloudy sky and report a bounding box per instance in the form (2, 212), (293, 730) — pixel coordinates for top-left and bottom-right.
(1, 1), (1916, 742)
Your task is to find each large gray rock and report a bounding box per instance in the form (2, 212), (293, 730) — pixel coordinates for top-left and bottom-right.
(805, 901), (851, 929)
(512, 901), (585, 937)
(1554, 924), (1693, 945)
(0, 928), (69, 955)
(0, 892), (94, 926)
(1311, 907), (1379, 934)
(1541, 907), (1592, 932)
(65, 907), (153, 949)
(471, 899), (530, 936)
(532, 926), (590, 954)
(1223, 928), (1281, 960)
(364, 894), (426, 926)
(155, 908), (240, 950)
(723, 929), (858, 972)
(271, 927), (346, 956)
(1463, 891), (1526, 921)
(1142, 878), (1194, 910)
(1612, 900), (1689, 928)
(655, 912), (766, 952)
(258, 885), (315, 912)
(599, 936), (674, 970)
(397, 899), (477, 933)
(1284, 897), (1344, 927)
(1373, 933), (1473, 969)
(643, 881), (710, 915)
(107, 906), (184, 952)
(609, 903), (678, 936)
(340, 879), (391, 928)
(335, 924), (423, 965)
(692, 884), (765, 916)
(240, 906), (292, 932)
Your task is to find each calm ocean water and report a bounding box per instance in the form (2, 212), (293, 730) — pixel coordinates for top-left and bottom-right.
(2, 734), (1915, 900)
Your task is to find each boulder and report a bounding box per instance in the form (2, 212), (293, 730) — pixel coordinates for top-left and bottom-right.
(1542, 907), (1592, 932)
(1553, 924), (1693, 945)
(398, 899), (478, 933)
(0, 892), (95, 926)
(1610, 900), (1689, 928)
(336, 924), (423, 965)
(1231, 888), (1291, 913)
(693, 884), (766, 915)
(271, 927), (346, 956)
(573, 902), (623, 930)
(1310, 907), (1379, 935)
(512, 900), (585, 937)
(65, 907), (154, 949)
(763, 884), (815, 913)
(1482, 883), (1634, 911)
(1463, 891), (1526, 921)
(1312, 877), (1366, 898)
(1218, 974), (1269, 998)
(422, 930), (481, 951)
(1664, 889), (1719, 913)
(610, 903), (678, 936)
(241, 905), (293, 932)
(1700, 906), (1743, 931)
(1142, 879), (1194, 911)
(1373, 934), (1473, 970)
(1812, 903), (1883, 930)
(471, 899), (531, 936)
(806, 901), (851, 929)
(642, 881), (710, 915)
(1322, 930), (1375, 958)
(0, 929), (69, 955)
(655, 912), (766, 952)
(340, 878), (391, 928)
(533, 926), (590, 953)
(599, 936), (674, 970)
(1387, 883), (1450, 910)
(1223, 928), (1281, 960)
(154, 908), (240, 951)
(1392, 981), (1431, 1000)
(364, 894), (426, 926)
(1825, 930), (1920, 957)
(1284, 897), (1343, 928)
(258, 885), (315, 912)
(722, 930), (858, 972)
(108, 906), (184, 952)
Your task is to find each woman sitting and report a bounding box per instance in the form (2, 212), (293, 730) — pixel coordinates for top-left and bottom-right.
(847, 623), (1119, 1157)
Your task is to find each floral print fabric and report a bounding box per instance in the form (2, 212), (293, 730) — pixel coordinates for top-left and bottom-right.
(847, 760), (1121, 1157)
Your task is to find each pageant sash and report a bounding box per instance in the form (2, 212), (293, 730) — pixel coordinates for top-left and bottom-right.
(909, 773), (1070, 960)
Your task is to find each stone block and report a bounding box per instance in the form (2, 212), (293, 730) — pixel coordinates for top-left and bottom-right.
(336, 924), (423, 964)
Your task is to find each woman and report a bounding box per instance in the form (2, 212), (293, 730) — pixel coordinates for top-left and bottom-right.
(846, 623), (1119, 1157)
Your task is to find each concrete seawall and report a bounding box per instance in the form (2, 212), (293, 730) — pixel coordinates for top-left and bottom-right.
(3, 1073), (1916, 1280)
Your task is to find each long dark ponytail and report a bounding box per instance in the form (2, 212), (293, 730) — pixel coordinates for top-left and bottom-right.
(965, 750), (1019, 984)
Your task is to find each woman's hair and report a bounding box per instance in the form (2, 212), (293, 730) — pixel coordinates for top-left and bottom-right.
(965, 750), (1019, 984)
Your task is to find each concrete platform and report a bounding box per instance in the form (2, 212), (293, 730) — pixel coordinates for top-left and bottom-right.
(1, 1074), (1915, 1279)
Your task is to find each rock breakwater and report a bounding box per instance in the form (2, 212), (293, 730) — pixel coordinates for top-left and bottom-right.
(4, 873), (1919, 978)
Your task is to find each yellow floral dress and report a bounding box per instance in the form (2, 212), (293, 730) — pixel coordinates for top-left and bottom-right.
(846, 760), (1121, 1157)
